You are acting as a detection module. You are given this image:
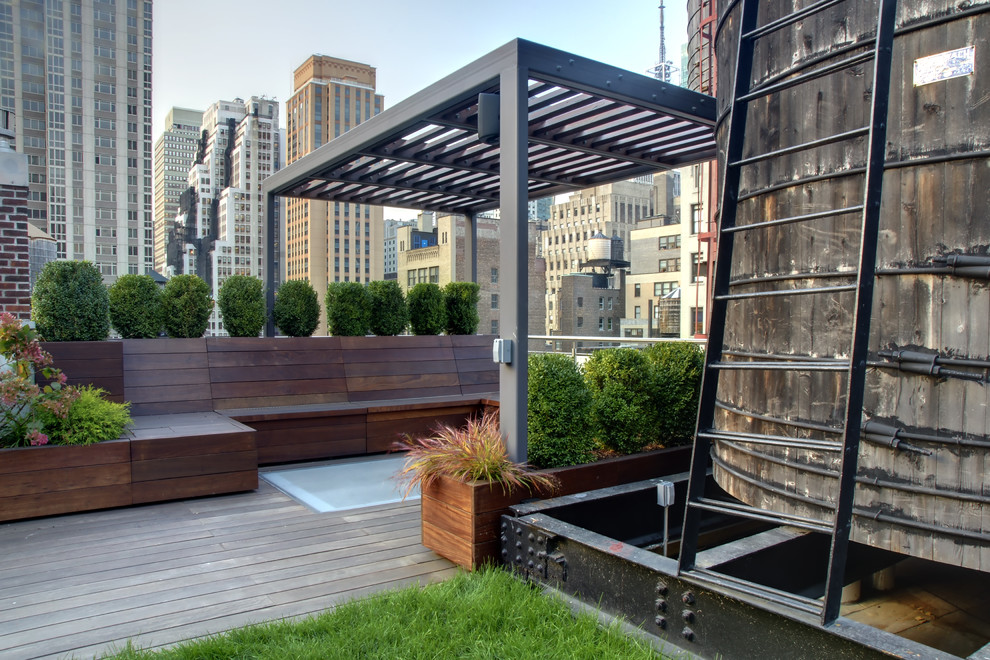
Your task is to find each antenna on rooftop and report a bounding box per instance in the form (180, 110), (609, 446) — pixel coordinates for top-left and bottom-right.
(647, 2), (679, 84)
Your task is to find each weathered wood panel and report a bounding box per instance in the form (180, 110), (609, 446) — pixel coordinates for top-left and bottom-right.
(713, 0), (990, 570)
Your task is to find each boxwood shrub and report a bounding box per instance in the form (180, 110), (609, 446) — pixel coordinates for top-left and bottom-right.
(218, 275), (266, 337)
(443, 282), (480, 335)
(583, 347), (657, 454)
(407, 282), (446, 335)
(326, 281), (371, 336)
(644, 341), (704, 445)
(108, 274), (162, 339)
(32, 260), (110, 341)
(273, 280), (320, 337)
(527, 353), (596, 468)
(161, 274), (213, 338)
(367, 280), (408, 336)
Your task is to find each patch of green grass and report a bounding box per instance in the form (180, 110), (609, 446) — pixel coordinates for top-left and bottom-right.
(103, 568), (660, 659)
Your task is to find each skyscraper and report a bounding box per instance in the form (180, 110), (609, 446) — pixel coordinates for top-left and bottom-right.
(153, 107), (203, 275)
(0, 0), (154, 281)
(166, 96), (280, 335)
(284, 55), (384, 332)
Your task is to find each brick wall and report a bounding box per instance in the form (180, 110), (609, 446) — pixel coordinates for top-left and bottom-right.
(0, 184), (31, 319)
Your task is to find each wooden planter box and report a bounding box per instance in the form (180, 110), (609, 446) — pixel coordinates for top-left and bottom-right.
(420, 445), (692, 569)
(0, 439), (132, 522)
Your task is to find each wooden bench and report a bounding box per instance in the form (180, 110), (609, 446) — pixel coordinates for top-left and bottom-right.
(28, 335), (498, 518)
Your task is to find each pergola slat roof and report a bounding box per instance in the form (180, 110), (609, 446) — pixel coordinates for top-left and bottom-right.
(264, 39), (717, 214)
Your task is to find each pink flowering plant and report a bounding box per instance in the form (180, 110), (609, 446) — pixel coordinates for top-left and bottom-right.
(0, 313), (78, 448)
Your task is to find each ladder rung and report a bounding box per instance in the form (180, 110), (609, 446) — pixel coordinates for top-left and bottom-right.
(730, 127), (869, 169)
(740, 50), (875, 102)
(685, 567), (824, 616)
(710, 360), (849, 372)
(698, 430), (843, 452)
(690, 497), (834, 534)
(729, 270), (855, 287)
(723, 205), (864, 234)
(741, 0), (844, 42)
(737, 166), (867, 204)
(715, 284), (858, 301)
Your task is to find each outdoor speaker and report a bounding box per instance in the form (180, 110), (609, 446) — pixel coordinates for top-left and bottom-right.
(477, 93), (499, 145)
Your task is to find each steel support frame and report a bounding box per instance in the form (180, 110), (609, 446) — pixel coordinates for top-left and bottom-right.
(503, 512), (952, 660)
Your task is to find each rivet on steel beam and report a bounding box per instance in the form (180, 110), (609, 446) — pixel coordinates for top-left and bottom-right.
(655, 599), (667, 613)
(528, 533), (536, 542)
(682, 610), (695, 623)
(682, 627), (695, 642)
(527, 560), (535, 569)
(655, 616), (667, 629)
(656, 582), (668, 596)
(516, 540), (522, 549)
(682, 592), (695, 605)
(515, 527), (523, 535)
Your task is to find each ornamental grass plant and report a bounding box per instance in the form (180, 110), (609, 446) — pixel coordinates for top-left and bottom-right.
(394, 410), (557, 497)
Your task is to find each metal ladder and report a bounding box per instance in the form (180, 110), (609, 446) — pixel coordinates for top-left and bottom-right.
(677, 0), (898, 625)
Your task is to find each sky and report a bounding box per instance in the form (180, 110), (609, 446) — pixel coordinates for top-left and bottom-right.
(152, 0), (690, 137)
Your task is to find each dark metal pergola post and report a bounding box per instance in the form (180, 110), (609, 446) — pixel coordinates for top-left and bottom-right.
(265, 191), (277, 337)
(465, 212), (477, 284)
(499, 60), (529, 463)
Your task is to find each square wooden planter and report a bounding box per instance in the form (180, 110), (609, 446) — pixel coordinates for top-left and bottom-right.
(420, 445), (692, 570)
(0, 439), (132, 522)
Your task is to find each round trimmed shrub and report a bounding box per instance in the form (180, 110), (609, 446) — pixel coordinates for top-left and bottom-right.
(161, 274), (213, 338)
(584, 347), (657, 454)
(527, 353), (596, 468)
(325, 281), (371, 337)
(367, 280), (408, 336)
(644, 341), (704, 445)
(443, 281), (480, 335)
(273, 280), (320, 337)
(108, 274), (162, 338)
(218, 275), (266, 337)
(32, 260), (110, 341)
(407, 283), (446, 335)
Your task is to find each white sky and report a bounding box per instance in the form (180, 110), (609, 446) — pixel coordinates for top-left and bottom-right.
(152, 0), (690, 219)
(152, 0), (689, 135)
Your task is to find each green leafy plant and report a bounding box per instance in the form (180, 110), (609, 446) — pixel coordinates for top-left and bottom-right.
(644, 341), (704, 445)
(443, 281), (480, 335)
(407, 282), (446, 335)
(217, 275), (266, 337)
(108, 274), (163, 339)
(32, 260), (110, 341)
(0, 312), (77, 447)
(394, 411), (557, 497)
(38, 385), (131, 446)
(160, 274), (213, 338)
(367, 280), (409, 336)
(273, 280), (320, 337)
(527, 353), (596, 468)
(584, 347), (657, 454)
(325, 281), (371, 336)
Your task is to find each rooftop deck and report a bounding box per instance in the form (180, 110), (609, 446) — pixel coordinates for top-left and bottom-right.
(0, 479), (456, 659)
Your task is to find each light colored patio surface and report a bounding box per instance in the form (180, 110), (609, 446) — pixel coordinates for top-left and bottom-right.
(0, 480), (456, 660)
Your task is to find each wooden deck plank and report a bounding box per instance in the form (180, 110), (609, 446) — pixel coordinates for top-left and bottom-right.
(0, 482), (452, 660)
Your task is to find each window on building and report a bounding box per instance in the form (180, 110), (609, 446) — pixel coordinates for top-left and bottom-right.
(607, 318), (613, 330)
(491, 294), (499, 309)
(491, 320), (499, 335)
(577, 297), (583, 308)
(655, 281), (676, 297)
(429, 266), (439, 283)
(691, 203), (703, 234)
(634, 306), (641, 319)
(608, 297), (613, 311)
(599, 297), (604, 310)
(577, 316), (583, 328)
(659, 258), (681, 273)
(691, 253), (707, 283)
(491, 267), (498, 284)
(407, 270), (416, 288)
(634, 283), (641, 297)
(598, 317), (604, 331)
(691, 307), (705, 335)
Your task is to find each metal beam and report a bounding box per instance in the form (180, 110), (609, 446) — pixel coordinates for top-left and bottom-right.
(264, 191), (276, 337)
(499, 59), (529, 464)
